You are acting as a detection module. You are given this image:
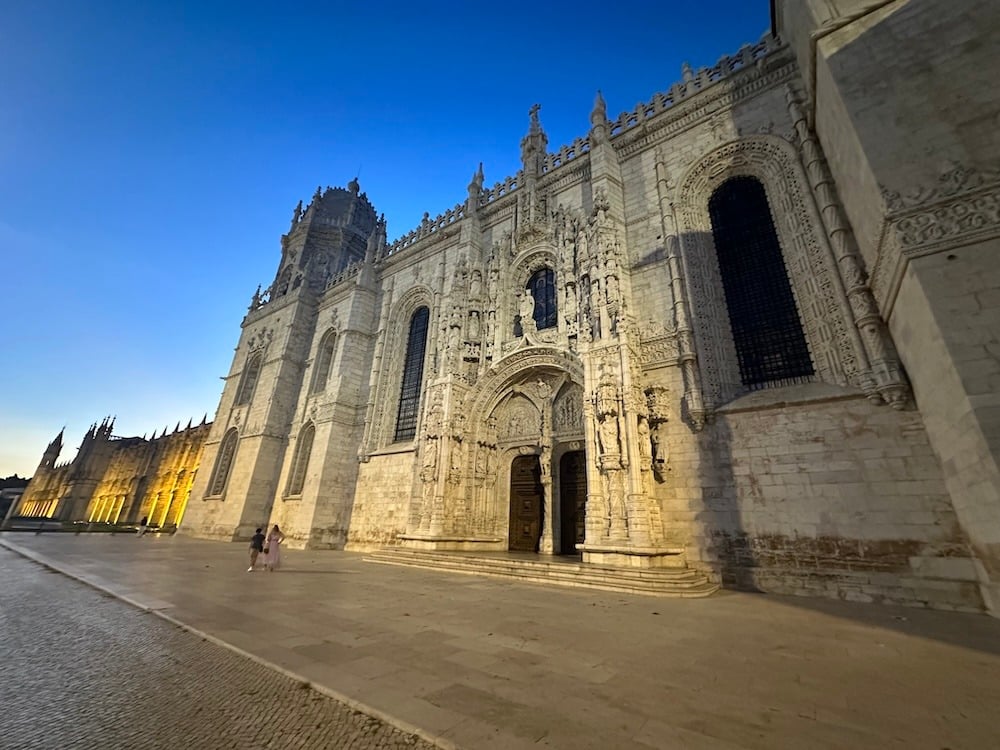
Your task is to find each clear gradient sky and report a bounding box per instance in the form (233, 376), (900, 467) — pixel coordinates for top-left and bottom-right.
(0, 1), (770, 477)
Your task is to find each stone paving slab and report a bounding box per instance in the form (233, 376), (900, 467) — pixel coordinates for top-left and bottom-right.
(0, 548), (437, 750)
(3, 533), (1000, 749)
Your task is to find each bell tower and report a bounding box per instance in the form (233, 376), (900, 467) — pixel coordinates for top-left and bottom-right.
(184, 181), (382, 542)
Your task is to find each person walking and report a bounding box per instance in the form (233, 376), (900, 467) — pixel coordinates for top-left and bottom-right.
(136, 516), (148, 537)
(263, 524), (285, 571)
(248, 527), (266, 572)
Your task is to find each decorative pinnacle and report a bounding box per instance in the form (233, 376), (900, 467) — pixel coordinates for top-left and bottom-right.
(528, 103), (542, 134)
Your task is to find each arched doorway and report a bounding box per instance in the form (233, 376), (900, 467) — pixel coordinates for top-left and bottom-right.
(559, 450), (587, 555)
(508, 455), (543, 551)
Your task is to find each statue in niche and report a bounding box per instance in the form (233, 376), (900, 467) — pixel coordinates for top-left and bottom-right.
(598, 417), (619, 456)
(476, 446), (488, 475)
(422, 438), (438, 469)
(596, 368), (618, 418)
(590, 275), (602, 309)
(519, 289), (536, 325)
(487, 267), (499, 304)
(637, 415), (652, 459)
(426, 391), (444, 434)
(650, 424), (665, 466)
(606, 273), (619, 305)
(420, 439), (438, 482)
(564, 283), (578, 325)
(470, 271), (483, 299)
(450, 441), (463, 475)
(468, 311), (481, 339)
(540, 443), (552, 480)
(448, 325), (461, 358)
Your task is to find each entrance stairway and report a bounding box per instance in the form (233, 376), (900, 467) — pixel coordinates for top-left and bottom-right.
(363, 548), (719, 598)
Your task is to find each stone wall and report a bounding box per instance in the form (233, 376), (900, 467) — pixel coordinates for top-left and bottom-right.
(657, 383), (980, 609)
(348, 450), (418, 549)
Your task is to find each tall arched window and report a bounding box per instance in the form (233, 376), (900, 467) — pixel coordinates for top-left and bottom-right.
(311, 330), (337, 393)
(209, 428), (239, 496)
(709, 176), (814, 388)
(235, 353), (262, 406)
(286, 423), (315, 496)
(527, 268), (557, 330)
(394, 306), (430, 442)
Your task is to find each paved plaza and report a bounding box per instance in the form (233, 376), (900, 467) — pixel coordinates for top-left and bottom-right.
(1, 534), (999, 749)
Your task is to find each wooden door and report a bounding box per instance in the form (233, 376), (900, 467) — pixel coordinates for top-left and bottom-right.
(559, 451), (587, 555)
(508, 455), (542, 552)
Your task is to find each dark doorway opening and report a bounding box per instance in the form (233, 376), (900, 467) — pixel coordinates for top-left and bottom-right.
(559, 450), (587, 555)
(508, 455), (543, 552)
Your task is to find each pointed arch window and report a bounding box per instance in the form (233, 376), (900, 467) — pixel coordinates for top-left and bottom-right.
(394, 306), (430, 442)
(311, 330), (337, 393)
(286, 423), (315, 496)
(208, 428), (239, 497)
(709, 176), (814, 388)
(527, 268), (557, 330)
(235, 353), (262, 406)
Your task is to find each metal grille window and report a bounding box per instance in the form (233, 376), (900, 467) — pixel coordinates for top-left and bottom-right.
(527, 268), (557, 330)
(394, 306), (430, 442)
(235, 353), (262, 405)
(286, 423), (315, 496)
(709, 176), (814, 389)
(209, 428), (238, 496)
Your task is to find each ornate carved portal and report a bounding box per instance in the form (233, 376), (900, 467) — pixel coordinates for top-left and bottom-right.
(400, 344), (680, 569)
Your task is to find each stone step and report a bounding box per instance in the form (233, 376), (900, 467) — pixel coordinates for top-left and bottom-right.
(363, 549), (719, 598)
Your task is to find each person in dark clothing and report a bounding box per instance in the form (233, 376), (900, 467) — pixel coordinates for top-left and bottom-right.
(248, 527), (266, 572)
(137, 516), (148, 537)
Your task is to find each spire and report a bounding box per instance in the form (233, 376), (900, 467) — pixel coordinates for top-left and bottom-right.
(200, 413), (208, 425)
(590, 91), (608, 145)
(365, 214), (387, 263)
(520, 104), (549, 178)
(186, 418), (193, 430)
(467, 162), (484, 205)
(174, 421), (180, 434)
(290, 200), (303, 228)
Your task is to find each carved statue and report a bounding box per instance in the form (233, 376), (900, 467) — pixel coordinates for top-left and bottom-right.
(637, 415), (652, 459)
(487, 267), (499, 304)
(598, 417), (619, 456)
(650, 424), (665, 465)
(468, 310), (481, 339)
(564, 283), (578, 324)
(533, 378), (552, 401)
(606, 273), (619, 305)
(448, 325), (461, 356)
(422, 439), (438, 471)
(596, 368), (618, 418)
(519, 289), (536, 323)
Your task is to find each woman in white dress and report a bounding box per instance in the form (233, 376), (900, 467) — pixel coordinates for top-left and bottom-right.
(263, 524), (285, 571)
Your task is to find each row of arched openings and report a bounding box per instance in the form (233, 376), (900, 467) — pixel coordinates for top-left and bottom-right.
(208, 422), (316, 498)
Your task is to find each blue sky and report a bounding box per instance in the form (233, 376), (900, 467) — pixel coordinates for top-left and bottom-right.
(0, 1), (770, 477)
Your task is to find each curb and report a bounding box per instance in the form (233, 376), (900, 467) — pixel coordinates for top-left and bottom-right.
(0, 538), (460, 750)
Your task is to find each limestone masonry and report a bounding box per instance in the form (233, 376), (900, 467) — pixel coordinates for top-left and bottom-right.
(15, 0), (1000, 615)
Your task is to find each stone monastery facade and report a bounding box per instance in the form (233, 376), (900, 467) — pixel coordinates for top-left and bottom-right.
(19, 0), (1000, 615)
(15, 418), (210, 528)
